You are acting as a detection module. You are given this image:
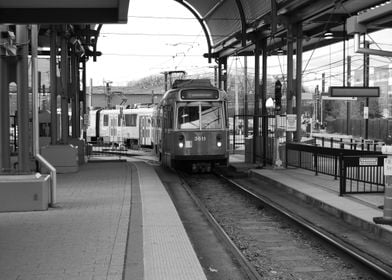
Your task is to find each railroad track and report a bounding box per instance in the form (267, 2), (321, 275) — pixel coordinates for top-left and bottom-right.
(178, 169), (392, 280)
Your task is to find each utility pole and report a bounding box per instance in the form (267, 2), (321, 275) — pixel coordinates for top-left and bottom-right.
(105, 81), (112, 109)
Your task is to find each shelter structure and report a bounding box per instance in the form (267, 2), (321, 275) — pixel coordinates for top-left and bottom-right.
(1, 0), (392, 211)
(176, 0), (392, 164)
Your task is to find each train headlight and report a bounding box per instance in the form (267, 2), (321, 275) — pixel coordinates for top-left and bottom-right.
(178, 135), (185, 148)
(216, 134), (222, 148)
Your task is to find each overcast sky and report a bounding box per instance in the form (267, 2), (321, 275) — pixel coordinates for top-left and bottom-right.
(86, 0), (211, 86)
(86, 0), (392, 90)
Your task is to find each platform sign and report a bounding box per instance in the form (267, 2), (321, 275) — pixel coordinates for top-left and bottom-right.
(384, 158), (392, 176)
(322, 96), (357, 101)
(329, 86), (379, 97)
(359, 157), (378, 166)
(286, 114), (296, 132)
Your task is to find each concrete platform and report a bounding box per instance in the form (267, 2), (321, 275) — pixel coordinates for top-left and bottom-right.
(134, 161), (207, 280)
(228, 153), (392, 240)
(0, 158), (207, 280)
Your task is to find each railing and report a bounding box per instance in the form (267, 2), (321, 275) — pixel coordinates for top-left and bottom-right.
(286, 143), (385, 195)
(231, 114), (277, 155)
(87, 141), (128, 159)
(340, 155), (385, 195)
(309, 135), (384, 151)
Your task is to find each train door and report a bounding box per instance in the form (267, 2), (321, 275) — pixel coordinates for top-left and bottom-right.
(109, 113), (118, 144)
(162, 105), (174, 166)
(139, 115), (152, 146)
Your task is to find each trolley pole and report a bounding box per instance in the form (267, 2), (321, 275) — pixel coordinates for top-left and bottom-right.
(374, 146), (392, 225)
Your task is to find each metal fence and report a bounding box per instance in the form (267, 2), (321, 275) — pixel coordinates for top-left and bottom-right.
(340, 155), (385, 195)
(327, 118), (392, 142)
(310, 135), (384, 151)
(231, 114), (279, 160)
(286, 143), (385, 195)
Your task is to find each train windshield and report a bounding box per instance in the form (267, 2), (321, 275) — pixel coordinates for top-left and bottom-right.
(177, 102), (223, 129)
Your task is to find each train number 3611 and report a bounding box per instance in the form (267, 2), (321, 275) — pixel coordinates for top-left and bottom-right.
(194, 135), (207, 141)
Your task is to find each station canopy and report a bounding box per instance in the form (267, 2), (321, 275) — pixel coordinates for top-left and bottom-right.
(2, 0), (392, 60)
(0, 0), (129, 23)
(176, 0), (392, 59)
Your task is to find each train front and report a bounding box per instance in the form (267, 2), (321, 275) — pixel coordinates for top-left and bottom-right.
(171, 87), (229, 172)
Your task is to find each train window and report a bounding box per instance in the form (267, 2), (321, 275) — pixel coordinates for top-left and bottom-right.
(178, 105), (200, 129)
(103, 114), (109, 126)
(201, 105), (222, 129)
(124, 114), (137, 127)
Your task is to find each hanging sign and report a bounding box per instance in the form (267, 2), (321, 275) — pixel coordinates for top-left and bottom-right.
(384, 158), (392, 176)
(286, 114), (297, 131)
(329, 86), (379, 97)
(364, 107), (369, 119)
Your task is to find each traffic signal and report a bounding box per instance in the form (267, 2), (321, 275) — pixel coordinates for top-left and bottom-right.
(275, 80), (282, 111)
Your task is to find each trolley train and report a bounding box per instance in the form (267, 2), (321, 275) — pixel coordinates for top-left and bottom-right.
(86, 106), (154, 148)
(153, 79), (229, 171)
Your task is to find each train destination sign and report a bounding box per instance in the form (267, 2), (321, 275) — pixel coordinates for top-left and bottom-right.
(180, 89), (219, 100)
(329, 87), (379, 97)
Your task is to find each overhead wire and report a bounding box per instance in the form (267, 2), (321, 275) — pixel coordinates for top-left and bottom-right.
(302, 2), (340, 75)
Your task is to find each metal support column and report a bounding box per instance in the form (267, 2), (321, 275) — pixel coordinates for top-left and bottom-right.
(295, 24), (303, 142)
(16, 25), (30, 172)
(253, 39), (261, 163)
(81, 59), (87, 139)
(347, 56), (352, 135)
(60, 32), (69, 144)
(364, 40), (370, 139)
(244, 56), (248, 137)
(261, 40), (268, 166)
(286, 24), (294, 143)
(50, 26), (58, 144)
(75, 58), (80, 138)
(0, 26), (10, 171)
(71, 47), (79, 138)
(82, 59), (87, 114)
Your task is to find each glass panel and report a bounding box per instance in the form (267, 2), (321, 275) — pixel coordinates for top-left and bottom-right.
(103, 115), (109, 126)
(124, 114), (137, 126)
(201, 104), (222, 129)
(178, 106), (200, 129)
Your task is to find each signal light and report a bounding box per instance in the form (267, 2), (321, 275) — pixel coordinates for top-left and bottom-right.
(275, 80), (282, 111)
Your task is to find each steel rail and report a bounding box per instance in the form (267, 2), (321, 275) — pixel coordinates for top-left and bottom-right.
(177, 171), (263, 280)
(218, 172), (392, 280)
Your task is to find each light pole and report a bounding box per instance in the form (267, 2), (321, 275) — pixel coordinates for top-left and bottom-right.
(104, 80), (113, 109)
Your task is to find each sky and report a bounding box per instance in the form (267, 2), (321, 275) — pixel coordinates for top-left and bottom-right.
(86, 0), (212, 86)
(85, 0), (392, 91)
